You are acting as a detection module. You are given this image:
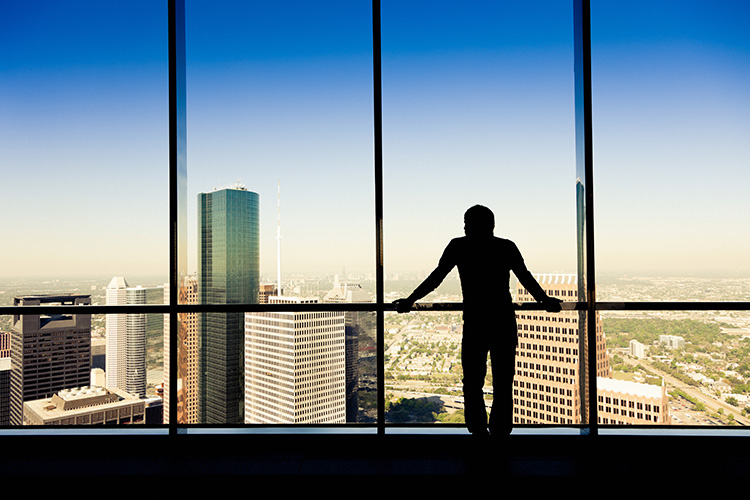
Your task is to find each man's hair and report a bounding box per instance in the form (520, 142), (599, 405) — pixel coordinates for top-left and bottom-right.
(464, 205), (495, 232)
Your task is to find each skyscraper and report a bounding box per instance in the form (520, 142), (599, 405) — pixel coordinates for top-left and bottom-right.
(513, 274), (609, 425)
(106, 278), (162, 398)
(199, 183), (259, 424)
(106, 276), (128, 390)
(513, 274), (668, 426)
(245, 296), (346, 423)
(10, 295), (92, 425)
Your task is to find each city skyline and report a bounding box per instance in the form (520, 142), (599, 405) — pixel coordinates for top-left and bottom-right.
(1, 1), (750, 282)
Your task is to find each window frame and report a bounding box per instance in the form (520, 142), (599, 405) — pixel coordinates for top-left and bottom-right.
(1, 0), (749, 437)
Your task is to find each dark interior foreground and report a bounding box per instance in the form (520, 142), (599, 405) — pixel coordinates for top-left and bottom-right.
(2, 431), (747, 488)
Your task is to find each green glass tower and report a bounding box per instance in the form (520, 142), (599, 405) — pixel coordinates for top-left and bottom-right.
(198, 184), (259, 424)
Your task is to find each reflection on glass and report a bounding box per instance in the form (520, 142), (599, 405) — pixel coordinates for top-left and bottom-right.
(599, 310), (750, 426)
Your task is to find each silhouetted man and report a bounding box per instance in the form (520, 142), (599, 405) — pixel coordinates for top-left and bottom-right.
(395, 205), (562, 437)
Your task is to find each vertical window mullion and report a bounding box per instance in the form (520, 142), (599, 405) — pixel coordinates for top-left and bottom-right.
(574, 0), (598, 435)
(372, 0), (385, 436)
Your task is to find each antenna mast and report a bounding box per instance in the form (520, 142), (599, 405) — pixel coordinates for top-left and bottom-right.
(276, 180), (282, 297)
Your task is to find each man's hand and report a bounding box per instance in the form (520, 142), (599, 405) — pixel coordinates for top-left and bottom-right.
(543, 297), (563, 313)
(393, 299), (414, 313)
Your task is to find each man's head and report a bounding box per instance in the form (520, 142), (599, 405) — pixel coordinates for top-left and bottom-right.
(464, 205), (494, 236)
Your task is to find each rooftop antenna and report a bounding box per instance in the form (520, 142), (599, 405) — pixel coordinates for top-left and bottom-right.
(276, 180), (282, 297)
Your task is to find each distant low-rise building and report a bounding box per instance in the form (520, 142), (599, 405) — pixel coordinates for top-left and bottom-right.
(659, 335), (685, 349)
(630, 339), (645, 358)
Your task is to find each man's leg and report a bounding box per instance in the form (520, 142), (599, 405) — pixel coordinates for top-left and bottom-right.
(488, 315), (519, 437)
(488, 342), (517, 436)
(461, 334), (490, 435)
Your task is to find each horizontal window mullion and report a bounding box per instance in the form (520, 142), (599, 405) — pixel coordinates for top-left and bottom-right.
(3, 301), (750, 316)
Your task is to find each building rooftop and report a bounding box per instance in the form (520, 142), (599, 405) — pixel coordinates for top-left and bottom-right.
(24, 386), (140, 420)
(534, 273), (577, 285)
(597, 377), (663, 399)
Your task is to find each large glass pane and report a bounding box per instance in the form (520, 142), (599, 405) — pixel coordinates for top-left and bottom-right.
(592, 1), (750, 297)
(599, 309), (750, 427)
(0, 1), (168, 427)
(185, 1), (375, 425)
(382, 1), (578, 432)
(383, 1), (576, 298)
(385, 310), (465, 425)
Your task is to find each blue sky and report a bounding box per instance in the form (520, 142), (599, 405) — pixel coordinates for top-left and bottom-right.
(1, 1), (749, 284)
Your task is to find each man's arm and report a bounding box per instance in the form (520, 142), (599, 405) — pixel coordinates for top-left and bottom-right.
(394, 242), (456, 313)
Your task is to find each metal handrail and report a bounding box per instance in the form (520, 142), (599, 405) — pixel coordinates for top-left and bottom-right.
(2, 300), (749, 316)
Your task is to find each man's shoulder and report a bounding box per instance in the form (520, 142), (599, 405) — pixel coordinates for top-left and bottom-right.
(445, 236), (519, 257)
(451, 235), (517, 246)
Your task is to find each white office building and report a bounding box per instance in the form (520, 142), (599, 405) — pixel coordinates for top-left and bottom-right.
(630, 339), (645, 358)
(106, 277), (129, 391)
(244, 296), (346, 424)
(106, 277), (162, 398)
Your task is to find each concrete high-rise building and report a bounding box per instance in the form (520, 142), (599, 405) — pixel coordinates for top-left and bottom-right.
(514, 274), (609, 425)
(106, 277), (162, 398)
(163, 275), (199, 424)
(125, 286), (147, 397)
(199, 183), (259, 424)
(106, 276), (128, 390)
(514, 274), (669, 426)
(9, 295), (91, 425)
(245, 296), (346, 424)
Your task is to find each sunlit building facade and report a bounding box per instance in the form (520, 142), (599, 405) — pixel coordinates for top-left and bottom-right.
(245, 296), (346, 424)
(106, 278), (162, 398)
(514, 274), (610, 425)
(514, 274), (670, 426)
(199, 184), (260, 424)
(105, 276), (128, 390)
(163, 275), (199, 424)
(597, 377), (671, 425)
